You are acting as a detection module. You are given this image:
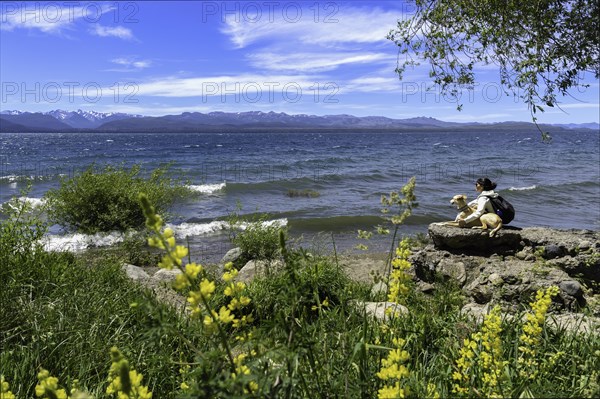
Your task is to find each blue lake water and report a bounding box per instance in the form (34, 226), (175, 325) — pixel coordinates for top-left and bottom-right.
(1, 130), (598, 260)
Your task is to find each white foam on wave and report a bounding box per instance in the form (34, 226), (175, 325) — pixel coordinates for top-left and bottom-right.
(0, 174), (19, 182)
(188, 182), (226, 194)
(508, 185), (537, 191)
(42, 231), (125, 252)
(237, 218), (289, 231)
(166, 218), (288, 238)
(167, 220), (229, 237)
(20, 197), (47, 207)
(2, 197), (47, 211)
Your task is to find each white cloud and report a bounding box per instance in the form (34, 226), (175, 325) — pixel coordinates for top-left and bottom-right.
(111, 57), (151, 69)
(0, 3), (115, 34)
(556, 103), (600, 109)
(221, 6), (405, 48)
(247, 51), (393, 72)
(133, 74), (320, 97)
(91, 25), (134, 40)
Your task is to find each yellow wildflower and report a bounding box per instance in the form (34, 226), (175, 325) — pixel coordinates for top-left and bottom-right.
(218, 306), (235, 324)
(35, 369), (68, 399)
(199, 279), (216, 299)
(106, 347), (152, 399)
(185, 262), (202, 279)
(377, 337), (410, 399)
(165, 236), (175, 248)
(173, 273), (190, 290)
(387, 239), (412, 304)
(518, 286), (560, 379)
(1, 376), (16, 399)
(452, 306), (506, 397)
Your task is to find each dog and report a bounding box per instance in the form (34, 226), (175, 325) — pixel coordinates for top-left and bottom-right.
(443, 194), (503, 237)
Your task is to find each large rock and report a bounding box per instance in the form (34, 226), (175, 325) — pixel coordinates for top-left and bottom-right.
(428, 224), (599, 283)
(123, 263), (150, 281)
(236, 259), (284, 283)
(428, 223), (523, 253)
(221, 247), (243, 264)
(411, 224), (600, 311)
(152, 268), (182, 283)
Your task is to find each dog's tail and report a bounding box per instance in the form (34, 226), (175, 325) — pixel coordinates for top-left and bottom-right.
(489, 222), (503, 238)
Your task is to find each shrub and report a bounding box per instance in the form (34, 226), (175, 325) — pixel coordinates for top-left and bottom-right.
(227, 210), (286, 268)
(45, 164), (191, 234)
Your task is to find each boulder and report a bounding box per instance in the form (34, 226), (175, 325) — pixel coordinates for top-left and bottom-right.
(427, 224), (599, 284)
(221, 247), (243, 264)
(236, 259), (283, 283)
(370, 281), (388, 299)
(152, 268), (182, 283)
(352, 301), (409, 321)
(428, 223), (522, 254)
(411, 224), (600, 311)
(123, 263), (150, 281)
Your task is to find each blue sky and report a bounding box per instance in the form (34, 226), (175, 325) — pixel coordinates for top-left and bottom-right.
(1, 1), (598, 123)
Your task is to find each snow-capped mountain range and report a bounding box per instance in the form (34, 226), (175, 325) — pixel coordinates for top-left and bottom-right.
(0, 109), (598, 132)
(1, 109), (143, 129)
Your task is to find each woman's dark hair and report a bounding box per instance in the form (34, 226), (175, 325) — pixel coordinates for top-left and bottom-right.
(476, 177), (497, 191)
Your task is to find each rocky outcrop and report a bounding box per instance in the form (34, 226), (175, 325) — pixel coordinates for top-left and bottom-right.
(412, 224), (599, 313)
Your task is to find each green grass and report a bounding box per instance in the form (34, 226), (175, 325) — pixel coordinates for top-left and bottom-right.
(1, 198), (599, 398)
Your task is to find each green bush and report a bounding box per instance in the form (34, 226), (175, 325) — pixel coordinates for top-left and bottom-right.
(227, 210), (286, 267)
(45, 164), (191, 234)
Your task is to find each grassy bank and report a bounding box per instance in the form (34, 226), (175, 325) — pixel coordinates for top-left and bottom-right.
(1, 176), (598, 398)
(1, 210), (598, 398)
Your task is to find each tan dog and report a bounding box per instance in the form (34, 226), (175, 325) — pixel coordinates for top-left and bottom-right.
(444, 194), (503, 237)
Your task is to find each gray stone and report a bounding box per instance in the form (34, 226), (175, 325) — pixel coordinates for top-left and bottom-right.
(559, 280), (583, 298)
(428, 223), (522, 253)
(237, 259), (283, 283)
(578, 241), (591, 251)
(152, 268), (182, 283)
(460, 303), (490, 322)
(437, 259), (466, 286)
(221, 247), (243, 264)
(503, 274), (520, 285)
(471, 285), (493, 304)
(353, 301), (409, 321)
(417, 282), (435, 294)
(544, 244), (564, 259)
(516, 250), (529, 260)
(123, 263), (150, 281)
(371, 281), (388, 298)
(488, 273), (503, 286)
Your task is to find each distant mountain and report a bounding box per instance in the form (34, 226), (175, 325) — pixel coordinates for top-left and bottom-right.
(0, 109), (141, 130)
(0, 112), (72, 131)
(554, 122), (599, 130)
(98, 111), (465, 132)
(0, 109), (598, 133)
(0, 117), (31, 132)
(46, 109), (142, 128)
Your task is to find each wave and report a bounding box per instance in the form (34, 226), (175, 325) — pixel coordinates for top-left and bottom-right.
(0, 174), (58, 182)
(167, 220), (229, 238)
(42, 231), (125, 252)
(508, 185), (537, 191)
(166, 218), (288, 238)
(1, 197), (47, 212)
(188, 182), (226, 194)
